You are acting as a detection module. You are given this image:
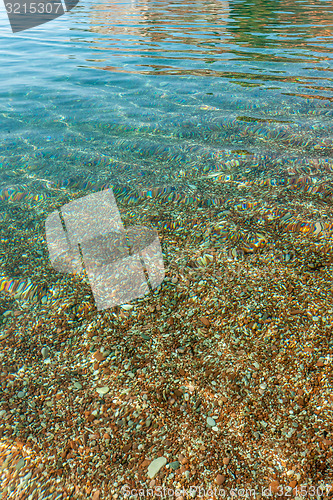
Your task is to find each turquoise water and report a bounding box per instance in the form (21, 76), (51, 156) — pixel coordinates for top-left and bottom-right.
(0, 0), (332, 192)
(1, 1), (333, 495)
(0, 0), (333, 303)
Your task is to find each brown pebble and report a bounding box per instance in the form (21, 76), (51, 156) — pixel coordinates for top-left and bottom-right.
(216, 474), (225, 485)
(316, 359), (325, 367)
(269, 481), (280, 493)
(289, 480), (297, 488)
(92, 491), (100, 500)
(199, 317), (210, 327)
(93, 351), (105, 362)
(223, 457), (230, 465)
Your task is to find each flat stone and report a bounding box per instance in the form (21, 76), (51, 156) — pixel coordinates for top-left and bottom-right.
(269, 481), (280, 494)
(17, 391), (26, 398)
(199, 317), (210, 327)
(74, 382), (82, 390)
(207, 416), (216, 427)
(169, 460), (180, 470)
(93, 351), (105, 362)
(96, 386), (109, 395)
(147, 456), (167, 478)
(216, 474), (225, 485)
(281, 212), (292, 222)
(41, 347), (50, 359)
(15, 458), (25, 471)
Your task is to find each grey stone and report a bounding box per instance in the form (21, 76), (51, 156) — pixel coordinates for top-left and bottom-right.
(41, 347), (50, 359)
(207, 416), (216, 427)
(15, 458), (25, 471)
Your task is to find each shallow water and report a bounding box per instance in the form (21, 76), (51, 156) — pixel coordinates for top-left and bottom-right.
(1, 0), (333, 190)
(1, 0), (333, 340)
(0, 1), (333, 493)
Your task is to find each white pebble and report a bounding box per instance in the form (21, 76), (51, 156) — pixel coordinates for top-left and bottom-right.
(148, 457), (167, 479)
(96, 386), (109, 395)
(207, 416), (216, 427)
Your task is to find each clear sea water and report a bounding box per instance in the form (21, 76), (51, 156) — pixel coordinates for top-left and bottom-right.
(0, 0), (333, 290)
(1, 0), (333, 187)
(1, 1), (333, 493)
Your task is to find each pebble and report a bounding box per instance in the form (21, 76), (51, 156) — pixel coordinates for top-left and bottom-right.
(41, 347), (50, 359)
(207, 416), (216, 427)
(269, 480), (280, 493)
(216, 473), (225, 485)
(96, 386), (109, 395)
(17, 391), (26, 398)
(74, 382), (82, 390)
(15, 458), (25, 471)
(259, 383), (267, 390)
(169, 461), (180, 470)
(147, 456), (167, 479)
(93, 351), (105, 362)
(92, 490), (100, 500)
(223, 457), (230, 465)
(199, 317), (210, 327)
